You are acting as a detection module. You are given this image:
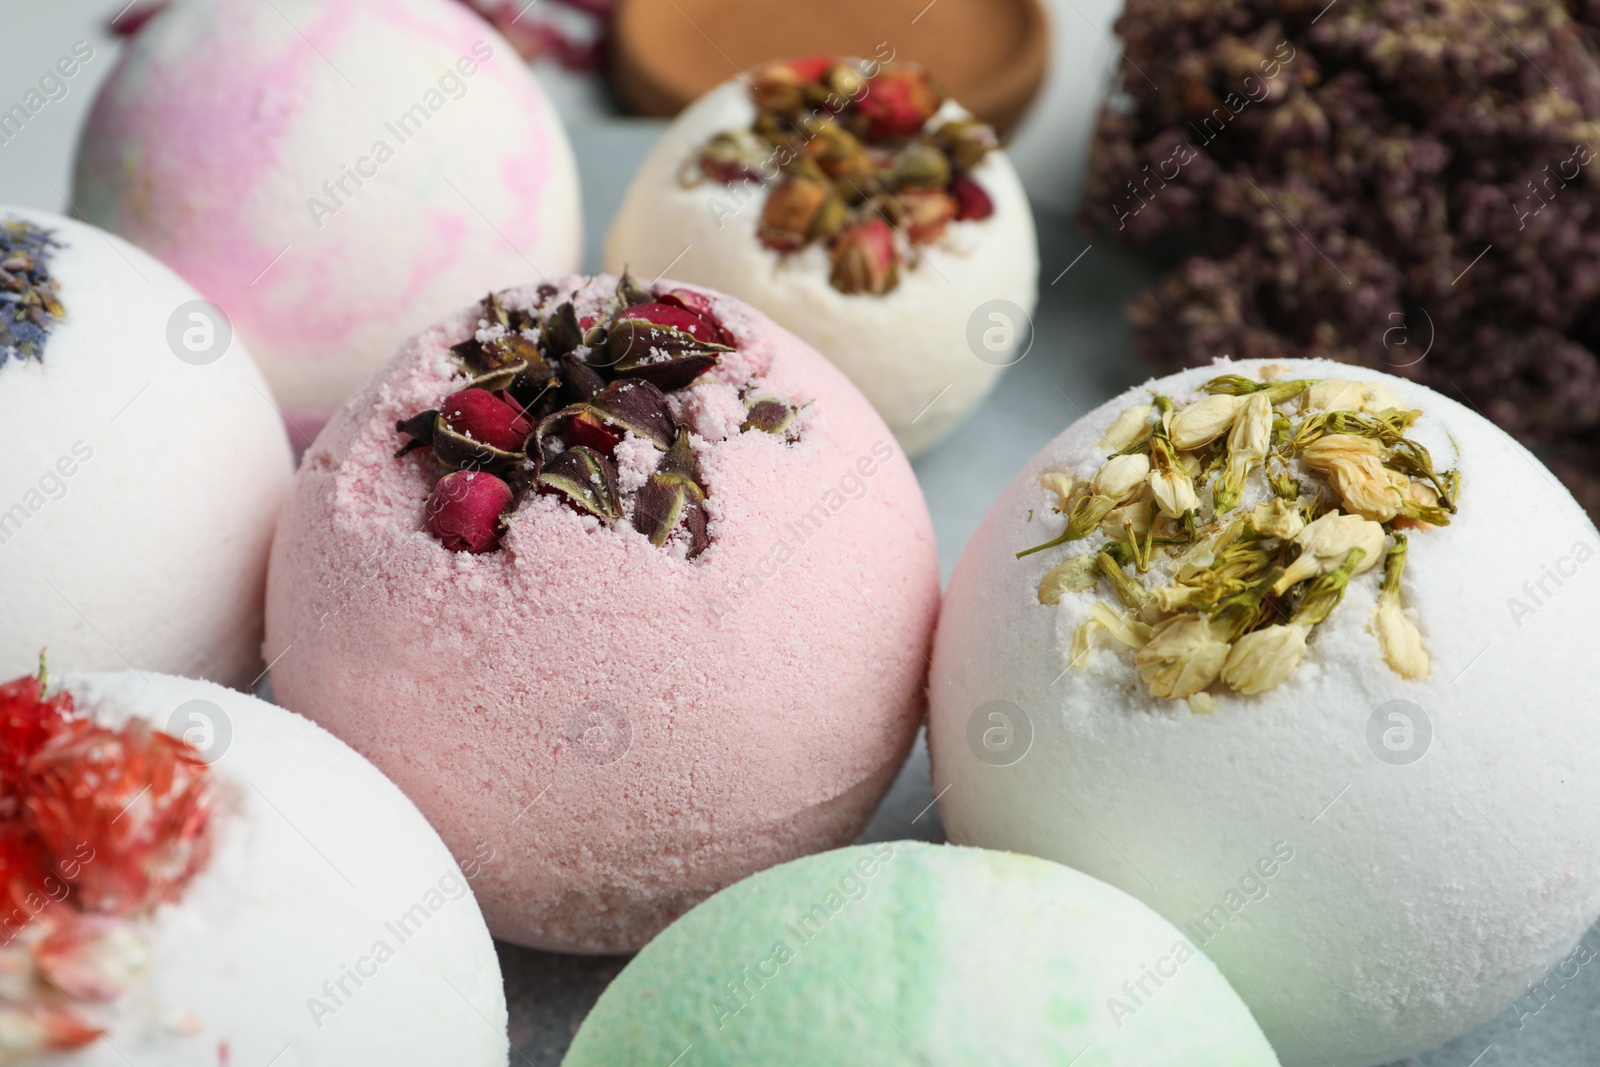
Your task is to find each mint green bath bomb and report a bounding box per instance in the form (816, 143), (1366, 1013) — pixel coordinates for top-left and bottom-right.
(563, 842), (1278, 1066)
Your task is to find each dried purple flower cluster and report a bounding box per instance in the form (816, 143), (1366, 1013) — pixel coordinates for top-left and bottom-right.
(1085, 0), (1600, 511)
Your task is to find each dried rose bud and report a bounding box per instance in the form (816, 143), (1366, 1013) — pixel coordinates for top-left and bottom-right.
(538, 446), (622, 520)
(829, 218), (899, 295)
(606, 306), (730, 391)
(897, 189), (959, 245)
(656, 287), (716, 321)
(564, 410), (624, 454)
(857, 65), (944, 139)
(695, 129), (768, 185)
(758, 179), (832, 252)
(932, 120), (999, 173)
(632, 433), (710, 558)
(425, 471), (513, 553)
(440, 388), (532, 452)
(751, 56), (833, 113)
(803, 122), (875, 183)
(616, 302), (723, 346)
(741, 395), (799, 436)
(886, 143), (952, 190)
(950, 175), (995, 221)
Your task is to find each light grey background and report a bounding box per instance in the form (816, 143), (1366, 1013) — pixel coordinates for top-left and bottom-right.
(2, 4), (1595, 1065)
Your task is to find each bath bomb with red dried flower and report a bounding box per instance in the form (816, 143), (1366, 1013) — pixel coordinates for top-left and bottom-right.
(605, 56), (1038, 456)
(72, 0), (582, 436)
(0, 666), (507, 1065)
(264, 272), (940, 953)
(927, 359), (1600, 1065)
(0, 206), (291, 689)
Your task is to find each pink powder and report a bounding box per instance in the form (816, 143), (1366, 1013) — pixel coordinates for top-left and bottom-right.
(264, 277), (940, 952)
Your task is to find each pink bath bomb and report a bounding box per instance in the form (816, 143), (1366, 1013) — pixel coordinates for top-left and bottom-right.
(72, 0), (582, 428)
(263, 275), (939, 952)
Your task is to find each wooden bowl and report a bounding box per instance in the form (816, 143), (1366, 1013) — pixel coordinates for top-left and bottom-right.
(609, 0), (1051, 137)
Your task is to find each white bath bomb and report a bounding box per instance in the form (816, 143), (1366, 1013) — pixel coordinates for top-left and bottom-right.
(6, 669), (508, 1065)
(927, 358), (1600, 1066)
(72, 0), (583, 422)
(605, 65), (1038, 456)
(0, 207), (292, 689)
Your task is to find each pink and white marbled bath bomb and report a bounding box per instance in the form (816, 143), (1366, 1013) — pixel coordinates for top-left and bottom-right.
(263, 276), (940, 953)
(72, 0), (582, 429)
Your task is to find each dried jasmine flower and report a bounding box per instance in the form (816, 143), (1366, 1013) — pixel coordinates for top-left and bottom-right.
(1022, 372), (1460, 700)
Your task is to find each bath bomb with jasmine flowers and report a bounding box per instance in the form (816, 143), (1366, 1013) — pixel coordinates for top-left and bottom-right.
(927, 358), (1600, 1066)
(562, 842), (1280, 1066)
(605, 57), (1038, 456)
(264, 273), (940, 953)
(72, 0), (582, 436)
(0, 667), (507, 1065)
(0, 207), (291, 689)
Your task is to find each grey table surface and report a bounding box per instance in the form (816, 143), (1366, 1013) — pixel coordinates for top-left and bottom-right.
(1, 5), (1595, 1059)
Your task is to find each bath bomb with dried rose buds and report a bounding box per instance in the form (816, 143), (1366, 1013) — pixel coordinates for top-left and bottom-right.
(605, 57), (1037, 456)
(72, 0), (582, 434)
(264, 273), (940, 953)
(563, 842), (1280, 1066)
(0, 668), (506, 1065)
(0, 206), (292, 689)
(927, 358), (1600, 1066)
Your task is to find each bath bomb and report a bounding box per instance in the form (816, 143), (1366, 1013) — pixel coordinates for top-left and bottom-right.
(264, 273), (940, 953)
(0, 207), (292, 690)
(72, 0), (583, 431)
(605, 57), (1038, 456)
(562, 842), (1281, 1065)
(0, 667), (507, 1065)
(927, 358), (1600, 1066)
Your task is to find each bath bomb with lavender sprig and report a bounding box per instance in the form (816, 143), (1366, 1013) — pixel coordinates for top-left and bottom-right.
(0, 206), (291, 689)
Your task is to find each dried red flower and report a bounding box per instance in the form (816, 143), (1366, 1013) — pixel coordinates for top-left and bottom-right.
(26, 718), (213, 917)
(425, 471), (513, 554)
